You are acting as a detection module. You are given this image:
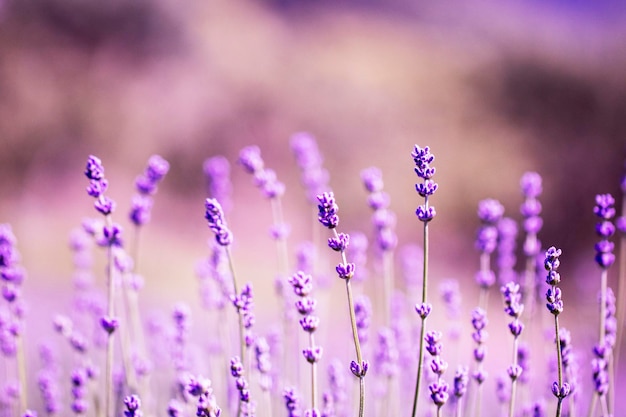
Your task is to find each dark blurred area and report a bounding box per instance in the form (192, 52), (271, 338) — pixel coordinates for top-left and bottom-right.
(0, 0), (625, 299)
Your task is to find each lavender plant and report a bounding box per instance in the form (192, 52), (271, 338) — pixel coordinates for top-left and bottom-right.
(544, 247), (570, 417)
(84, 155), (123, 417)
(316, 191), (367, 417)
(289, 271), (322, 415)
(589, 194), (616, 417)
(410, 145), (438, 417)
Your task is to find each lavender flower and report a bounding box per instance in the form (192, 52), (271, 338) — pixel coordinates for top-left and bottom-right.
(204, 198), (233, 246)
(123, 395), (143, 417)
(594, 193), (616, 269)
(85, 155), (116, 216)
(231, 283), (255, 347)
(186, 375), (222, 417)
(284, 387), (302, 417)
(317, 192), (339, 229)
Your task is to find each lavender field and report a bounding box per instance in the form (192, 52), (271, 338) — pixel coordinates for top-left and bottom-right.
(1, 1), (626, 417)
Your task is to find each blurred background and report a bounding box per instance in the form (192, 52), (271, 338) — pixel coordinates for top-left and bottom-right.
(0, 0), (625, 412)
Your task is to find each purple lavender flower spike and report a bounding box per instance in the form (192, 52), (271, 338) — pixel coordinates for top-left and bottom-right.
(411, 145), (436, 180)
(204, 198), (233, 246)
(85, 155), (105, 180)
(146, 155), (170, 182)
(284, 387), (301, 417)
(22, 411), (37, 417)
(239, 145), (265, 174)
(520, 172), (542, 198)
(477, 199), (505, 224)
(453, 366), (469, 397)
(317, 192), (339, 229)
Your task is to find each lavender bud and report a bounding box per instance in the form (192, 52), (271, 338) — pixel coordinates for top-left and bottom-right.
(335, 263), (355, 280)
(317, 192), (339, 229)
(100, 316), (118, 334)
(415, 302), (432, 319)
(328, 233), (350, 252)
(303, 346), (323, 363)
(428, 381), (449, 407)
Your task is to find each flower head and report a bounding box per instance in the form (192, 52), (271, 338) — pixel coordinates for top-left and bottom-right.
(204, 198), (233, 246)
(317, 192), (339, 229)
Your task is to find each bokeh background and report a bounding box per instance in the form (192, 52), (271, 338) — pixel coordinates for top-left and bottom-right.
(1, 0), (626, 414)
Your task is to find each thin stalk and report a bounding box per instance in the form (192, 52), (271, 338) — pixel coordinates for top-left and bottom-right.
(508, 334), (520, 417)
(456, 395), (463, 417)
(105, 243), (115, 417)
(336, 227), (366, 417)
(411, 217), (429, 417)
(345, 278), (365, 417)
(16, 333), (26, 414)
(309, 332), (318, 410)
(554, 315), (564, 417)
(225, 246), (245, 370)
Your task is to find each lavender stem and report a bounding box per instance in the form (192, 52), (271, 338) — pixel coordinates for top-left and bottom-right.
(411, 214), (429, 417)
(105, 231), (115, 417)
(225, 246), (245, 372)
